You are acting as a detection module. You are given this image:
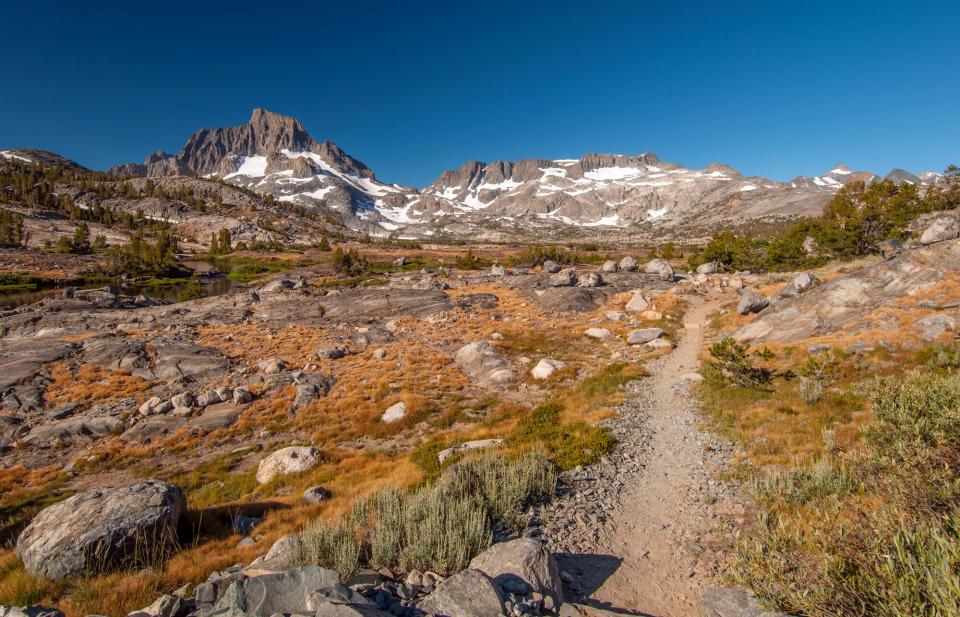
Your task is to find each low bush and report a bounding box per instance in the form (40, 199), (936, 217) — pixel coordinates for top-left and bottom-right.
(509, 402), (615, 470)
(706, 338), (771, 389)
(297, 450), (556, 577)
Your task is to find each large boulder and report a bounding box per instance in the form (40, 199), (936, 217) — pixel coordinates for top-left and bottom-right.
(699, 587), (790, 617)
(736, 289), (769, 315)
(601, 260), (619, 273)
(467, 538), (564, 609)
(541, 260), (561, 274)
(920, 216), (960, 245)
(696, 261), (719, 275)
(256, 446), (321, 484)
(454, 341), (514, 388)
(16, 480), (185, 580)
(644, 258), (670, 275)
(206, 566), (341, 617)
(619, 256), (639, 272)
(418, 569), (505, 617)
(577, 272), (604, 288)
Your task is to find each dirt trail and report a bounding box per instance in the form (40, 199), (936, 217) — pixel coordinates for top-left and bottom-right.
(568, 292), (735, 616)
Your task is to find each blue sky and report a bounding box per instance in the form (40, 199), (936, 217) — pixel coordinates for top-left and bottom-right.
(1, 1), (957, 187)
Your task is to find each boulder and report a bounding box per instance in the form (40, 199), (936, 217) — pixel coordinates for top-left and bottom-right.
(646, 258), (675, 281)
(291, 373), (335, 413)
(577, 272), (604, 288)
(248, 534), (302, 570)
(380, 401), (407, 424)
(699, 587), (790, 617)
(170, 392), (195, 409)
(601, 260), (618, 273)
(468, 538), (563, 609)
(920, 216), (960, 245)
(792, 272), (820, 292)
(418, 569), (505, 617)
(257, 358), (285, 374)
(256, 446), (321, 484)
(530, 358), (564, 380)
(437, 439), (504, 464)
(584, 328), (612, 340)
(549, 269), (577, 287)
(541, 260), (561, 274)
(126, 594), (188, 617)
(879, 238), (904, 259)
(232, 388), (254, 405)
(736, 289), (769, 315)
(16, 480), (185, 581)
(646, 338), (674, 350)
(619, 256), (639, 272)
(207, 566), (341, 617)
(490, 264), (506, 276)
(454, 341), (514, 388)
(627, 328), (663, 345)
(696, 261), (719, 275)
(625, 291), (648, 313)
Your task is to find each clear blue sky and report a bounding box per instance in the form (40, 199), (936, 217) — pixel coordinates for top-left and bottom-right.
(1, 1), (957, 187)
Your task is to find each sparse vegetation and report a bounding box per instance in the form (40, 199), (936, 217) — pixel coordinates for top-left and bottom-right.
(706, 338), (772, 388)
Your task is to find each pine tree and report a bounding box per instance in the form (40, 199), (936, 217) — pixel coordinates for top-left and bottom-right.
(209, 233), (220, 255)
(217, 228), (232, 253)
(72, 222), (92, 254)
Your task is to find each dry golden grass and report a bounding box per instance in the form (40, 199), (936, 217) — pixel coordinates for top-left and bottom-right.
(45, 363), (153, 408)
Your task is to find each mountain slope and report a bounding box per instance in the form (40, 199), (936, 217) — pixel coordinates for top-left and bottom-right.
(109, 110), (941, 241)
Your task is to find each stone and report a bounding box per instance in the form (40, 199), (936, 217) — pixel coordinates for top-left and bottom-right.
(699, 587), (790, 617)
(454, 341), (514, 388)
(916, 313), (956, 340)
(549, 269), (577, 287)
(541, 260), (561, 274)
(16, 480), (185, 580)
(248, 535), (302, 570)
(230, 389), (253, 406)
(920, 216), (960, 245)
(256, 446), (321, 484)
(696, 261), (719, 274)
(879, 238), (904, 259)
(316, 346), (349, 360)
(625, 291), (648, 313)
(0, 607), (64, 617)
(291, 373), (335, 413)
(577, 272), (604, 288)
(531, 358), (564, 380)
(258, 358), (285, 374)
(618, 256), (638, 272)
(601, 260), (618, 273)
(438, 439), (504, 464)
(372, 348), (386, 360)
(468, 538), (564, 608)
(627, 328), (663, 345)
(126, 594), (188, 617)
(491, 264), (506, 276)
(170, 392), (195, 409)
(644, 258), (670, 275)
(303, 486), (331, 503)
(584, 328), (611, 340)
(208, 566), (341, 617)
(736, 289), (769, 315)
(418, 569), (504, 617)
(381, 401), (407, 424)
(646, 338), (674, 350)
(605, 311), (625, 321)
(792, 272), (820, 292)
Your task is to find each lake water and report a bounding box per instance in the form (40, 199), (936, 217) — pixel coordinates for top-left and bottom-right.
(0, 276), (246, 309)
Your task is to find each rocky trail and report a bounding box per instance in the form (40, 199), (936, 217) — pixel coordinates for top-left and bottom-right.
(536, 292), (746, 616)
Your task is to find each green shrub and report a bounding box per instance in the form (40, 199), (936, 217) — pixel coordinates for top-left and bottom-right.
(297, 451), (555, 577)
(916, 343), (960, 370)
(707, 338), (771, 389)
(509, 402), (615, 470)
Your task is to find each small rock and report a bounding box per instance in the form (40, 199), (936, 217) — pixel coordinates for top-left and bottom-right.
(584, 328), (611, 340)
(381, 401), (407, 424)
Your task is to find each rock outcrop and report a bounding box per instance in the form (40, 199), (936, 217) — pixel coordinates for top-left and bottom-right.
(454, 341), (514, 388)
(467, 538), (563, 610)
(256, 446), (321, 484)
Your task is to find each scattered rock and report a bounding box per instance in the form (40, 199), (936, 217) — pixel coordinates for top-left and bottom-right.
(627, 328), (663, 345)
(258, 358), (285, 374)
(736, 289), (769, 315)
(437, 439), (504, 464)
(316, 346), (349, 360)
(256, 446), (321, 484)
(233, 388), (254, 405)
(584, 328), (612, 340)
(491, 265), (506, 276)
(577, 272), (604, 288)
(601, 260), (619, 273)
(531, 358), (564, 380)
(619, 256), (638, 272)
(549, 269), (577, 287)
(625, 291), (648, 313)
(16, 480), (185, 580)
(696, 262), (719, 275)
(541, 260), (561, 274)
(208, 566), (340, 617)
(646, 338), (674, 350)
(916, 313), (956, 340)
(303, 486), (331, 503)
(381, 401), (407, 424)
(0, 607), (64, 617)
(699, 587), (790, 617)
(454, 341), (514, 388)
(418, 569), (504, 617)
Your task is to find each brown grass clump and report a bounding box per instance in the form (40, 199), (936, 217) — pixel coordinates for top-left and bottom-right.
(45, 363), (152, 407)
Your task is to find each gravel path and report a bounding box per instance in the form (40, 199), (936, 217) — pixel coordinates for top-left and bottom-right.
(533, 292), (746, 616)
